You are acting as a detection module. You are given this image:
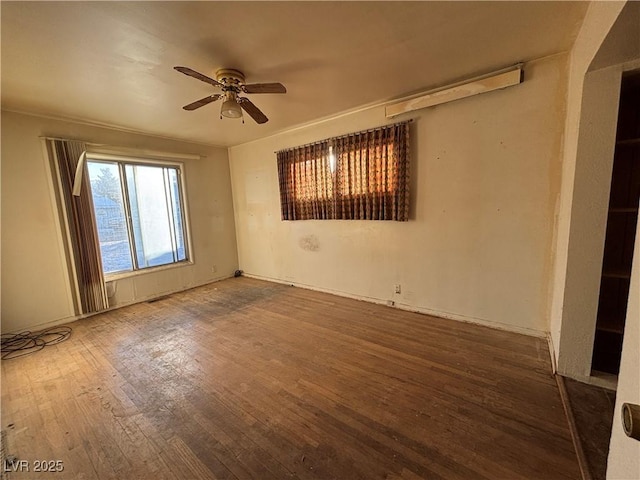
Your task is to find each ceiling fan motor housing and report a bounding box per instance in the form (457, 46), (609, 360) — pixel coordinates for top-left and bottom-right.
(216, 69), (245, 92)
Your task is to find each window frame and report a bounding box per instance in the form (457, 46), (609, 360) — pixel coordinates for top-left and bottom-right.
(86, 152), (194, 280)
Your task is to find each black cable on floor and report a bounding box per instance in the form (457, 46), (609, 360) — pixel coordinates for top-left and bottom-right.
(1, 326), (72, 360)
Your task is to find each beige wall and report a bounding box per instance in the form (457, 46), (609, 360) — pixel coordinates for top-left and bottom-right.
(229, 54), (568, 336)
(1, 110), (238, 333)
(544, 2), (640, 475)
(590, 1), (640, 72)
(550, 1), (640, 382)
(549, 1), (626, 374)
(555, 67), (622, 379)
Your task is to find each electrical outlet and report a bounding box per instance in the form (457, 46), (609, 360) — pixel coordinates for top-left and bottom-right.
(387, 300), (395, 307)
(394, 284), (401, 294)
(212, 264), (217, 274)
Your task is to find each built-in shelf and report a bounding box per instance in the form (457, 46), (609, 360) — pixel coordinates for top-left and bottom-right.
(602, 270), (632, 280)
(616, 137), (640, 146)
(596, 317), (625, 335)
(609, 207), (639, 213)
(593, 73), (639, 376)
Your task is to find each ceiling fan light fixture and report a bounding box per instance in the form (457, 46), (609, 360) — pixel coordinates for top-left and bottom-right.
(221, 97), (243, 119)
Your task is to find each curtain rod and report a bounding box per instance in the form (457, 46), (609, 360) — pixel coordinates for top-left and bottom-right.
(40, 136), (206, 160)
(274, 119), (413, 154)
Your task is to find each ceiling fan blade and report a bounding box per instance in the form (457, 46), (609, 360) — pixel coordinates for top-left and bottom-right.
(242, 83), (287, 94)
(238, 97), (269, 124)
(174, 66), (222, 88)
(182, 94), (222, 111)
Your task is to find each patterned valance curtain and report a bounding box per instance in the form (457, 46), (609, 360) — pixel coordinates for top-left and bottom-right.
(48, 139), (109, 314)
(277, 121), (411, 221)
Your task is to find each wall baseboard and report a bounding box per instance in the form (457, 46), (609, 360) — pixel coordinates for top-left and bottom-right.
(1, 314), (79, 335)
(547, 332), (558, 374)
(1, 274), (235, 335)
(242, 272), (547, 339)
(393, 300), (546, 339)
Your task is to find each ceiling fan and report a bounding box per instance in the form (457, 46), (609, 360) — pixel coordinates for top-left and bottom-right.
(174, 66), (286, 124)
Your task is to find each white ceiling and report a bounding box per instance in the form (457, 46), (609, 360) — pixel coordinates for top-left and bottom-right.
(1, 1), (588, 147)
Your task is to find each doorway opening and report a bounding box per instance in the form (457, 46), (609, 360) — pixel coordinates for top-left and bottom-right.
(591, 71), (640, 375)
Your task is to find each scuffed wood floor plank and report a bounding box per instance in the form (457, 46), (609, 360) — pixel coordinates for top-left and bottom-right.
(1, 277), (580, 479)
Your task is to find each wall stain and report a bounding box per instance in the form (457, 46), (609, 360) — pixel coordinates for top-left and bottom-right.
(299, 235), (320, 252)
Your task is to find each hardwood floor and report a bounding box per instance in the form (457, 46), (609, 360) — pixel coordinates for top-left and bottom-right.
(564, 378), (616, 480)
(1, 277), (580, 479)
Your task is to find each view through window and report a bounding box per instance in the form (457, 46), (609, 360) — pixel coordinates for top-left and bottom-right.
(87, 158), (188, 275)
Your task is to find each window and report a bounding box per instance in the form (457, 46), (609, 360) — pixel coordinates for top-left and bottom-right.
(87, 157), (189, 276)
(277, 121), (411, 221)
